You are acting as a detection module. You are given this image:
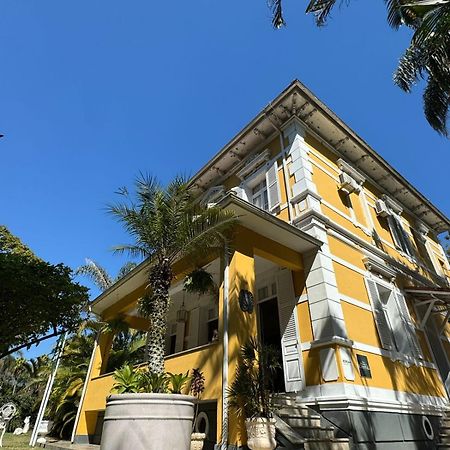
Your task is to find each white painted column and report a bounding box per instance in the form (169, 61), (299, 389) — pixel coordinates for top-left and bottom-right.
(283, 119), (348, 342)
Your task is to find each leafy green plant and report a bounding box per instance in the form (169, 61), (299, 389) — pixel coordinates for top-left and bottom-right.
(183, 268), (217, 296)
(112, 365), (141, 394)
(167, 371), (191, 394)
(227, 339), (280, 419)
(139, 372), (169, 393)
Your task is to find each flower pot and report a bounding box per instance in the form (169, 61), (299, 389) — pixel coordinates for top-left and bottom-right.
(190, 432), (206, 450)
(100, 393), (195, 450)
(245, 418), (276, 450)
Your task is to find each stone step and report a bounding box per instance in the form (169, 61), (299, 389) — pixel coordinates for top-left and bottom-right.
(272, 396), (300, 406)
(440, 425), (450, 434)
(281, 414), (322, 428)
(275, 406), (319, 418)
(291, 425), (335, 439)
(440, 434), (450, 444)
(304, 437), (350, 450)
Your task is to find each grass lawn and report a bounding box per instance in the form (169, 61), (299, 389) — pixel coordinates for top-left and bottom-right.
(0, 433), (30, 449)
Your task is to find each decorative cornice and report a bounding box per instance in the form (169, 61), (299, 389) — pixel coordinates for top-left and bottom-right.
(236, 149), (270, 180)
(382, 194), (403, 215)
(337, 158), (366, 185)
(363, 255), (397, 281)
(310, 337), (354, 349)
(290, 189), (322, 205)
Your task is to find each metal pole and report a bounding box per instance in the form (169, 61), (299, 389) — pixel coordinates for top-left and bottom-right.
(70, 339), (98, 443)
(29, 333), (66, 447)
(220, 246), (230, 450)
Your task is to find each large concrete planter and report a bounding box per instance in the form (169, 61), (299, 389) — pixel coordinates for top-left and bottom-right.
(100, 393), (195, 450)
(245, 418), (276, 450)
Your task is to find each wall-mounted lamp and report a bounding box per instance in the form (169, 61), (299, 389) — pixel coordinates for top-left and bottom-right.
(176, 293), (188, 323)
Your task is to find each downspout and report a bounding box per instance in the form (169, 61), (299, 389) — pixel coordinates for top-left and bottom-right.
(70, 338), (98, 443)
(220, 245), (230, 450)
(280, 131), (293, 223)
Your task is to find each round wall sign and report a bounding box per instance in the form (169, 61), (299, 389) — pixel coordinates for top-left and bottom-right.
(239, 289), (254, 313)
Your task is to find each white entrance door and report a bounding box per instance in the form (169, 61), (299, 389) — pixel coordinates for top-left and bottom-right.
(276, 268), (303, 393)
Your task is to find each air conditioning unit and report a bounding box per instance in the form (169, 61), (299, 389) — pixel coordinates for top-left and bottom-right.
(338, 172), (357, 194)
(375, 199), (390, 217)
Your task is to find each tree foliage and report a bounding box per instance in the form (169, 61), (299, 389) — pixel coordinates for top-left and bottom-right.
(0, 226), (89, 357)
(271, 0), (450, 136)
(0, 320), (145, 438)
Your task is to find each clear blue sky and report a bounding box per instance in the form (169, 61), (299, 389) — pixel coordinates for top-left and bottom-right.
(1, 0), (448, 358)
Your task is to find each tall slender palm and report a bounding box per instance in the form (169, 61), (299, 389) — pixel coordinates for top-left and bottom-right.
(270, 0), (450, 136)
(108, 174), (237, 374)
(76, 259), (138, 291)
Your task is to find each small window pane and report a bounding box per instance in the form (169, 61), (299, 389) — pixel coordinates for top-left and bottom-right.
(258, 286), (268, 300)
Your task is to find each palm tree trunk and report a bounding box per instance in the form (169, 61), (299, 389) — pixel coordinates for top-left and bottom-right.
(146, 259), (172, 374)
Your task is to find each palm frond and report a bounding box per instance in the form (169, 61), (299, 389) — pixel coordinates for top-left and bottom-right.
(75, 258), (113, 291)
(269, 0), (286, 28)
(116, 261), (138, 280)
(306, 0), (339, 26)
(423, 75), (449, 136)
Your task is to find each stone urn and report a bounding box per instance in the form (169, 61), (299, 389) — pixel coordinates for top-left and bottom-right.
(100, 393), (195, 450)
(190, 432), (206, 450)
(245, 418), (276, 450)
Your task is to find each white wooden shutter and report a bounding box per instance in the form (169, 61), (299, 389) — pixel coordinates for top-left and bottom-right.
(175, 322), (185, 353)
(187, 307), (200, 349)
(365, 278), (394, 351)
(276, 269), (303, 392)
(395, 291), (423, 359)
(400, 225), (416, 257)
(387, 216), (403, 250)
(266, 162), (281, 212)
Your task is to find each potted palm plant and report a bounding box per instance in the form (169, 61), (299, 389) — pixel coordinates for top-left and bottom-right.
(228, 339), (281, 450)
(100, 174), (236, 450)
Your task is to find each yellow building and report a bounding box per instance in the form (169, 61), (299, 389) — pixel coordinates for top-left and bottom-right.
(73, 80), (450, 449)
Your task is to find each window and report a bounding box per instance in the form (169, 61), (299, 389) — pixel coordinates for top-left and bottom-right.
(238, 159), (281, 213)
(169, 335), (177, 355)
(252, 181), (269, 211)
(207, 319), (219, 342)
(365, 278), (422, 360)
(387, 215), (415, 257)
(206, 307), (218, 343)
(166, 323), (178, 356)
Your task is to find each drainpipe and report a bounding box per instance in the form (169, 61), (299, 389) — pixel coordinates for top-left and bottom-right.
(70, 338), (98, 443)
(280, 132), (293, 223)
(220, 246), (230, 450)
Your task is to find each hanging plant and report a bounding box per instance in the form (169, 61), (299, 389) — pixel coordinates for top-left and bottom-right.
(183, 268), (216, 296)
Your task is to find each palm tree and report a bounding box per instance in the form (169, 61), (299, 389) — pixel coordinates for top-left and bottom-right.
(270, 0), (450, 136)
(76, 259), (138, 291)
(108, 174), (237, 374)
